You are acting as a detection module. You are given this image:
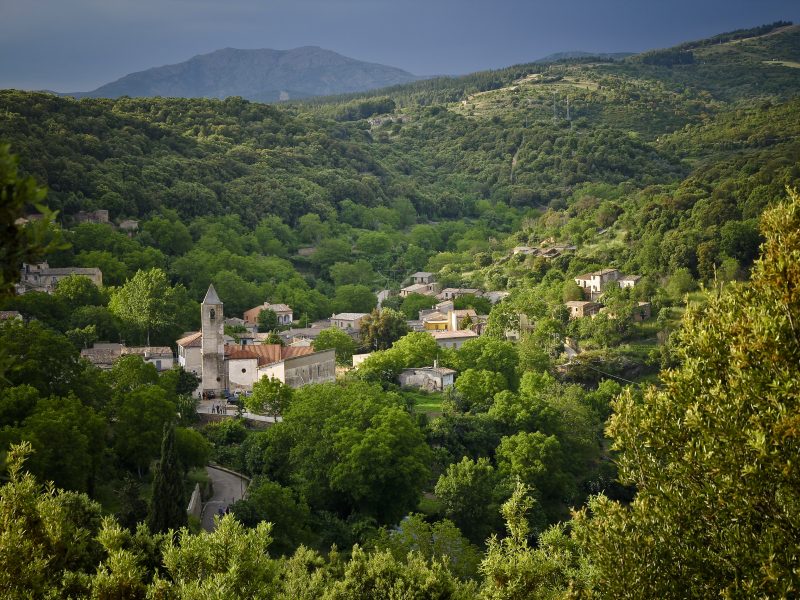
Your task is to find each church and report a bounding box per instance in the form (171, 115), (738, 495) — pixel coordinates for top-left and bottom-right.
(177, 285), (336, 397)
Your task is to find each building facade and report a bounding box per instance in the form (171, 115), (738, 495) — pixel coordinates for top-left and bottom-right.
(17, 262), (103, 294)
(398, 366), (456, 391)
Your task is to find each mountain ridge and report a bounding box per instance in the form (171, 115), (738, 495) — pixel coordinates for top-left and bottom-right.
(65, 46), (421, 103)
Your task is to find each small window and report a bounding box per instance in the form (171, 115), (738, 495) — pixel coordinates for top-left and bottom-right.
(241, 368), (247, 373)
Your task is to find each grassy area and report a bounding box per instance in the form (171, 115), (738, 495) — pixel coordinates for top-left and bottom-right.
(403, 390), (445, 417)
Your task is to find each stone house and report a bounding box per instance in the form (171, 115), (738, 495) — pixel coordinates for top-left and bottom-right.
(243, 302), (293, 326)
(400, 282), (440, 297)
(437, 288), (480, 301)
(574, 269), (621, 299)
(449, 309), (478, 330)
(619, 275), (642, 289)
(17, 262), (103, 294)
(81, 343), (173, 371)
(411, 272), (435, 285)
(565, 301), (603, 319)
(421, 310), (449, 331)
(399, 366), (456, 392)
(74, 210), (110, 224)
(429, 329), (480, 349)
(330, 313), (369, 331)
(482, 291), (510, 305)
(81, 343), (124, 369)
(257, 348), (336, 389)
(121, 346), (174, 371)
(118, 219), (139, 233)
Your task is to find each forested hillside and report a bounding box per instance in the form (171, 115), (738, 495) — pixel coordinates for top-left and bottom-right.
(1, 21), (800, 598)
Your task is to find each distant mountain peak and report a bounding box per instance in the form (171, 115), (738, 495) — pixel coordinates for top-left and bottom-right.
(66, 47), (420, 103)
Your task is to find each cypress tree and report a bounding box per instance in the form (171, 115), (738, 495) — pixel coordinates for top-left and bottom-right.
(147, 423), (187, 533)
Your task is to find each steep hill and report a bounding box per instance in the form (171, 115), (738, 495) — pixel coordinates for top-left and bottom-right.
(67, 47), (420, 102)
(0, 22), (798, 300)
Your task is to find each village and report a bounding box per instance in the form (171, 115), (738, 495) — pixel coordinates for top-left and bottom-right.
(13, 252), (649, 415)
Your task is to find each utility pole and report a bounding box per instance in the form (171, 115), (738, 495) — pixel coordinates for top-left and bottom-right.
(553, 91), (557, 122)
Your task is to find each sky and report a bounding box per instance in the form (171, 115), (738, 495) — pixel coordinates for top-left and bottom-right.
(1, 0), (798, 92)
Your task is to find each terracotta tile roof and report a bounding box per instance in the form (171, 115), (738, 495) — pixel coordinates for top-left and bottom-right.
(401, 283), (431, 293)
(176, 332), (202, 348)
(421, 311), (449, 322)
(121, 346), (173, 357)
(266, 303), (292, 313)
(429, 330), (480, 340)
(224, 344), (314, 366)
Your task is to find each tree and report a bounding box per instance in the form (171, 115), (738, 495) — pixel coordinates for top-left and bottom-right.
(399, 292), (437, 319)
(142, 215), (192, 256)
(109, 268), (174, 345)
(0, 144), (62, 299)
(20, 395), (106, 493)
(454, 337), (519, 390)
(245, 376), (293, 419)
(453, 294), (492, 315)
(360, 307), (409, 351)
(53, 274), (103, 310)
(174, 427), (211, 471)
(0, 443), (105, 599)
(435, 457), (501, 545)
(572, 191), (800, 598)
(107, 354), (159, 395)
(313, 327), (358, 366)
(257, 308), (279, 332)
(65, 324), (98, 349)
(231, 477), (312, 556)
(152, 516), (279, 597)
(332, 284), (377, 314)
(665, 267), (696, 300)
(147, 424), (187, 533)
(159, 365), (201, 397)
(479, 483), (588, 599)
(496, 431), (567, 523)
(453, 369), (508, 413)
(374, 513), (482, 581)
(0, 319), (93, 398)
(112, 384), (176, 476)
(329, 260), (376, 287)
(115, 475), (148, 531)
(277, 381), (431, 523)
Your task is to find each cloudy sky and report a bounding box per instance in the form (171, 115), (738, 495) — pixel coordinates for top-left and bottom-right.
(1, 0), (798, 92)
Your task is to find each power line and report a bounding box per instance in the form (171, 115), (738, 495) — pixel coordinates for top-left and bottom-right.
(569, 360), (639, 384)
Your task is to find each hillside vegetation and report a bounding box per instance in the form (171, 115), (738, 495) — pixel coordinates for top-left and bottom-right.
(1, 22), (800, 598)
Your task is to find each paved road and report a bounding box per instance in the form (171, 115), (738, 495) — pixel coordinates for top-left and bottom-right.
(201, 466), (249, 531)
(197, 399), (281, 423)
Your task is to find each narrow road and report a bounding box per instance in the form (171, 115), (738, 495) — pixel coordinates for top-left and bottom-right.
(201, 465), (249, 531)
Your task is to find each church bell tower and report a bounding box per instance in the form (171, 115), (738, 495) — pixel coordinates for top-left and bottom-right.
(201, 284), (225, 396)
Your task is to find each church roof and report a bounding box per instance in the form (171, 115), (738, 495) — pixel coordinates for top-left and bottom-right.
(224, 344), (314, 366)
(203, 284), (222, 305)
(176, 332), (202, 348)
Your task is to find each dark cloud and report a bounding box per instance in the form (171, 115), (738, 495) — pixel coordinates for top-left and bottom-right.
(1, 0), (798, 91)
